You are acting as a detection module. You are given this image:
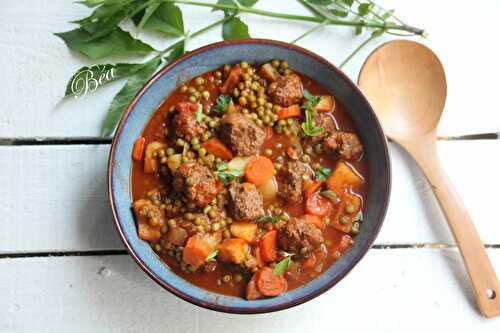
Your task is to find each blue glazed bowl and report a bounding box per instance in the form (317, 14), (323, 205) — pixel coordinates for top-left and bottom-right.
(108, 39), (390, 314)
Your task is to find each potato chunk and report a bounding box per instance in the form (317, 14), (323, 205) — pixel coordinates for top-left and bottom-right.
(326, 161), (363, 195)
(230, 222), (258, 243)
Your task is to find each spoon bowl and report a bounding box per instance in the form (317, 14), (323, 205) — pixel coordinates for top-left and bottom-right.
(359, 40), (446, 139)
(358, 40), (500, 318)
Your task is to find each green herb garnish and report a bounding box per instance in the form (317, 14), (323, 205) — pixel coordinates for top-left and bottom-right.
(205, 249), (218, 262)
(315, 166), (332, 182)
(213, 94), (231, 114)
(301, 110), (323, 137)
(273, 253), (293, 275)
(320, 190), (336, 200)
(353, 211), (363, 223)
(257, 214), (281, 224)
(214, 162), (244, 185)
(195, 102), (203, 122)
(301, 90), (321, 111)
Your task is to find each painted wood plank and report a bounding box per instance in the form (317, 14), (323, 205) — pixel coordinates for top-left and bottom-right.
(1, 249), (499, 332)
(0, 140), (499, 253)
(0, 0), (499, 137)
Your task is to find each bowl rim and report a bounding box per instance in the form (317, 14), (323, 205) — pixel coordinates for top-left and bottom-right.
(108, 38), (391, 314)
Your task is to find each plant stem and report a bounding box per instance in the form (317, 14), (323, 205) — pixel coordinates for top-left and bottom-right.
(290, 21), (328, 44)
(339, 32), (379, 68)
(166, 0), (424, 35)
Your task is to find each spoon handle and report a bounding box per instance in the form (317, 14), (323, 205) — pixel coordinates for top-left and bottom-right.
(403, 135), (500, 318)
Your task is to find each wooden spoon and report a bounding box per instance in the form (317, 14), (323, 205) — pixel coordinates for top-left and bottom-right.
(358, 40), (500, 318)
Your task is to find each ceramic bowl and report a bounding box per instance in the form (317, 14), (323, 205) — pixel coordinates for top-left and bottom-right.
(108, 39), (391, 314)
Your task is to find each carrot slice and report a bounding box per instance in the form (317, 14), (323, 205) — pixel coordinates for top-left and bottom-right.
(256, 267), (286, 297)
(304, 180), (323, 198)
(245, 156), (275, 186)
(305, 193), (331, 217)
(220, 65), (242, 94)
(259, 230), (278, 262)
(302, 253), (317, 269)
(182, 235), (213, 268)
(277, 104), (301, 119)
(132, 137), (146, 161)
(201, 138), (233, 160)
(304, 214), (325, 230)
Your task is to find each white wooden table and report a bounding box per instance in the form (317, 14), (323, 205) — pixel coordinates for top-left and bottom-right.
(1, 1), (499, 331)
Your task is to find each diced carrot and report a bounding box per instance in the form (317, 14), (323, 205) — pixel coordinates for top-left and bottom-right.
(326, 161), (364, 195)
(201, 138), (233, 160)
(259, 63), (280, 82)
(302, 253), (317, 269)
(304, 214), (325, 230)
(220, 65), (242, 94)
(331, 192), (362, 233)
(305, 193), (331, 217)
(259, 230), (278, 262)
(256, 267), (286, 297)
(230, 222), (258, 243)
(245, 156), (275, 186)
(316, 95), (335, 113)
(336, 234), (353, 253)
(132, 137), (146, 161)
(182, 235), (214, 268)
(277, 104), (301, 119)
(138, 223), (161, 242)
(304, 180), (323, 198)
(217, 238), (249, 264)
(246, 272), (263, 300)
(175, 101), (197, 113)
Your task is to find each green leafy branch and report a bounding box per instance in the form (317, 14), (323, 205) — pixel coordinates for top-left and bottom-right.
(56, 0), (424, 136)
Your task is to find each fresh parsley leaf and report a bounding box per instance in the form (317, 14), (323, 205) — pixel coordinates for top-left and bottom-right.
(213, 95), (231, 114)
(301, 90), (321, 110)
(205, 249), (218, 262)
(215, 163), (244, 185)
(273, 254), (292, 275)
(320, 190), (336, 200)
(301, 110), (324, 137)
(195, 103), (204, 122)
(358, 3), (373, 17)
(55, 27), (154, 60)
(257, 214), (281, 224)
(223, 16), (251, 40)
(102, 57), (161, 136)
(315, 166), (332, 181)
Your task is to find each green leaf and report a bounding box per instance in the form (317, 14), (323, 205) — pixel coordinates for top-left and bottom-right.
(340, 0), (354, 6)
(195, 103), (204, 122)
(301, 110), (324, 137)
(320, 190), (336, 200)
(273, 255), (292, 275)
(330, 9), (349, 17)
(257, 214), (281, 224)
(136, 3), (160, 31)
(215, 162), (244, 184)
(315, 166), (332, 181)
(135, 3), (185, 36)
(223, 16), (251, 40)
(101, 57), (161, 136)
(64, 62), (146, 97)
(76, 0), (105, 7)
(301, 90), (321, 110)
(355, 24), (363, 35)
(353, 211), (363, 222)
(357, 2), (373, 17)
(205, 249), (218, 262)
(213, 95), (231, 114)
(55, 27), (154, 60)
(165, 40), (185, 63)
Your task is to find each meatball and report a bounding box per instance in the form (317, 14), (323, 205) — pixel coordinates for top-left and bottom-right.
(324, 131), (363, 160)
(228, 182), (264, 220)
(220, 113), (265, 156)
(173, 162), (218, 208)
(277, 161), (307, 203)
(278, 217), (324, 257)
(172, 102), (207, 141)
(267, 74), (303, 107)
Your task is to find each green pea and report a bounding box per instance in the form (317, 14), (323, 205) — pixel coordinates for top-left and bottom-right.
(167, 219), (176, 228)
(222, 274), (232, 283)
(345, 204), (354, 214)
(271, 59), (280, 68)
(188, 95), (197, 103)
(180, 85), (188, 93)
(351, 222), (360, 235)
(195, 77), (205, 86)
(194, 217), (204, 226)
(340, 216), (349, 225)
(265, 148), (273, 156)
(212, 223), (220, 231)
